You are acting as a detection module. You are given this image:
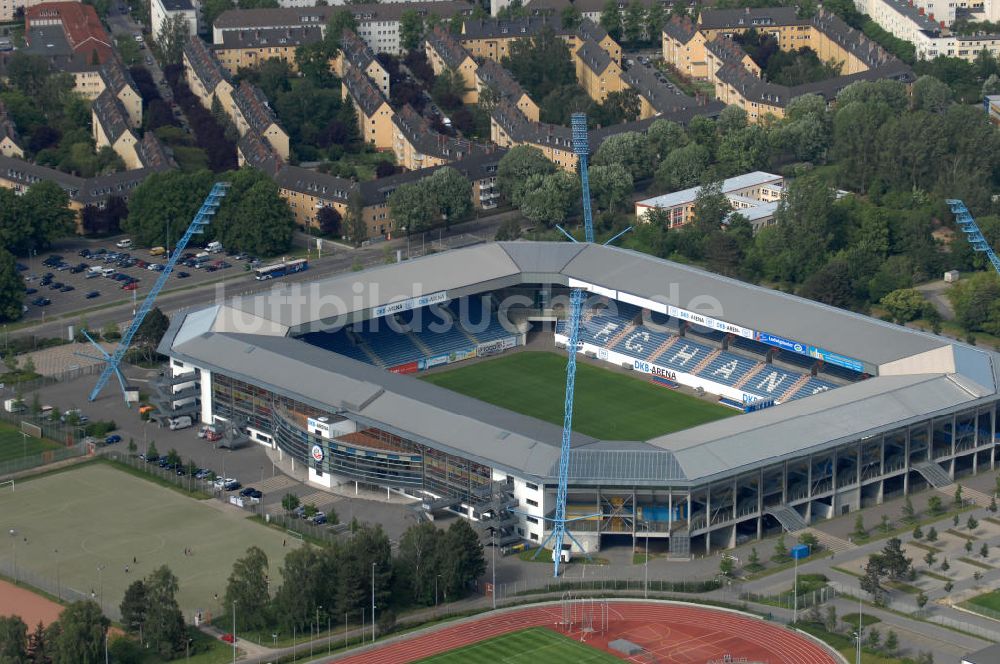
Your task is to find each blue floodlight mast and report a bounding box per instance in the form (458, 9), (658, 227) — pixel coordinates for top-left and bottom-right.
(532, 113), (598, 577)
(82, 182), (231, 403)
(947, 199), (1000, 275)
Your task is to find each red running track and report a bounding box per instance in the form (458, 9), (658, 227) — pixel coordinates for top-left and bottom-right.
(331, 602), (839, 664)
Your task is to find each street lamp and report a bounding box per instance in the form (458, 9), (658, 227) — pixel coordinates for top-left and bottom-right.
(97, 564), (106, 612)
(231, 600), (237, 664)
(8, 529), (16, 584)
(54, 548), (60, 598)
(643, 522), (649, 599)
(371, 562), (377, 644)
(491, 527), (496, 610)
(435, 574), (442, 607)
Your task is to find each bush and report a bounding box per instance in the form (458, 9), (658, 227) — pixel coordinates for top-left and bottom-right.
(84, 420), (118, 437)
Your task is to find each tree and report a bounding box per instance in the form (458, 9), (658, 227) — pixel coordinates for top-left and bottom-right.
(927, 495), (943, 515)
(302, 503), (318, 518)
(439, 519), (485, 598)
(654, 143), (710, 192)
(18, 181), (77, 253)
(51, 601), (109, 664)
(144, 566), (184, 657)
(940, 557), (950, 572)
(337, 523), (392, 613)
(272, 545), (323, 631)
(124, 170), (215, 248)
(494, 218), (521, 241)
(955, 484), (964, 506)
(281, 493), (300, 514)
(912, 525), (923, 539)
(323, 9), (358, 55)
(964, 538), (973, 553)
(823, 605), (837, 632)
(981, 542), (989, 558)
(120, 580), (148, 635)
(594, 89), (641, 125)
(884, 630), (898, 656)
(719, 555), (734, 577)
(389, 181), (436, 236)
(0, 615), (28, 662)
(852, 514), (867, 540)
(747, 546), (762, 571)
(911, 75), (952, 113)
(0, 248), (25, 323)
(916, 591), (928, 609)
(134, 307), (170, 357)
(315, 206), (342, 237)
(589, 164), (633, 214)
(426, 167), (472, 228)
(902, 495), (915, 522)
(155, 14), (190, 66)
(968, 514), (979, 531)
(560, 4), (582, 29)
(991, 496), (997, 513)
(26, 619), (50, 664)
(798, 532), (819, 551)
(6, 53), (51, 96)
(147, 441), (159, 459)
(518, 171), (579, 227)
(878, 288), (926, 323)
(501, 27), (576, 101)
(497, 145), (556, 206)
(343, 189), (368, 247)
(923, 550), (936, 567)
(592, 131), (655, 180)
(624, 0), (646, 43)
(396, 522), (444, 605)
(880, 514), (891, 533)
(600, 0), (623, 41)
(213, 169), (295, 256)
(201, 0), (236, 33)
(773, 532), (788, 561)
(400, 10), (424, 51)
(224, 546), (271, 632)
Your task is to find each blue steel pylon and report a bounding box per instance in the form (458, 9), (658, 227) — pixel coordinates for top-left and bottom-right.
(531, 113), (630, 577)
(947, 199), (1000, 275)
(80, 182), (230, 403)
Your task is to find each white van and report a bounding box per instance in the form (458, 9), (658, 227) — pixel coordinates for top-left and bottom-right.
(168, 415), (193, 430)
(206, 241), (223, 254)
(116, 238), (133, 249)
(101, 267), (116, 277)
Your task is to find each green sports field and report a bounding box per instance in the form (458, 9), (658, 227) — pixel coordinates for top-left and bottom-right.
(0, 423), (62, 463)
(416, 627), (621, 664)
(0, 462), (302, 619)
(421, 351), (735, 440)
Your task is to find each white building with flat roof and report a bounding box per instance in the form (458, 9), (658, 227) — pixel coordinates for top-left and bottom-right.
(635, 171), (784, 233)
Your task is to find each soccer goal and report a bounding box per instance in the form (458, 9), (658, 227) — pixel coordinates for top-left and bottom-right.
(0, 479), (14, 493)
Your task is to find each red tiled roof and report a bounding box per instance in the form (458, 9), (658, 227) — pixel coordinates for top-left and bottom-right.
(26, 2), (112, 63)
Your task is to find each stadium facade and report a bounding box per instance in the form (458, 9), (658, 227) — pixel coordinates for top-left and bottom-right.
(159, 242), (1000, 555)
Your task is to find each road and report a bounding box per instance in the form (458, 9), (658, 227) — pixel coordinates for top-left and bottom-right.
(12, 213), (514, 341)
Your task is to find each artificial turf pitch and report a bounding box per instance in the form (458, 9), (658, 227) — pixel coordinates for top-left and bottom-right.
(421, 351), (734, 440)
(415, 627), (622, 664)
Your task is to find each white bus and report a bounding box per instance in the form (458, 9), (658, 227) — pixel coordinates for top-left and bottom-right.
(254, 258), (308, 280)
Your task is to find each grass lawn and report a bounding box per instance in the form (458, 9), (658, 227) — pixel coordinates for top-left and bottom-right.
(415, 627), (621, 664)
(0, 422), (62, 463)
(966, 589), (1000, 613)
(421, 352), (734, 440)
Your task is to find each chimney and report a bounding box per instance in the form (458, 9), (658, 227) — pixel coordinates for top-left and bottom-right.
(929, 12), (935, 20)
(918, 7), (924, 13)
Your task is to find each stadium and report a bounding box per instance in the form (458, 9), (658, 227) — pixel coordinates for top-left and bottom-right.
(158, 241), (1000, 556)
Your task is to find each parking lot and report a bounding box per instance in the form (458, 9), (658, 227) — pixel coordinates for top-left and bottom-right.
(18, 237), (261, 323)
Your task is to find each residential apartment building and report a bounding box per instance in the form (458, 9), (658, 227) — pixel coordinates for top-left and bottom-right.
(151, 0), (197, 44)
(183, 35), (236, 112)
(460, 16), (620, 64)
(332, 28), (390, 97)
(274, 150), (505, 239)
(0, 101), (24, 158)
(212, 2), (475, 55)
(0, 0), (77, 23)
(855, 0), (1000, 60)
(425, 25), (479, 103)
(100, 55), (142, 127)
(231, 80), (290, 160)
(213, 26), (322, 75)
(24, 2), (112, 63)
(475, 58), (540, 120)
(92, 90), (142, 169)
(574, 38), (624, 102)
(391, 103), (489, 170)
(341, 64), (395, 149)
(0, 154), (171, 232)
(635, 171), (784, 232)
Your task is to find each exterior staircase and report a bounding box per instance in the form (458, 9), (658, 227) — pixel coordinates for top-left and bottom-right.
(648, 335), (679, 363)
(690, 348), (722, 375)
(765, 504), (809, 532)
(802, 527), (856, 554)
(778, 373), (811, 403)
(912, 461), (953, 488)
(733, 362), (766, 390)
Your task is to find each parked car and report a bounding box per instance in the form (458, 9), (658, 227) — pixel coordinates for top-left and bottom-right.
(139, 453), (159, 463)
(247, 489), (262, 499)
(78, 249), (92, 258)
(32, 297), (51, 306)
(312, 512), (327, 525)
(25, 288), (37, 295)
(104, 434), (121, 444)
(176, 271), (190, 279)
(60, 285), (74, 292)
(48, 282), (63, 290)
(224, 480), (242, 492)
(123, 282), (138, 290)
(205, 430), (222, 442)
(56, 263), (71, 271)
(85, 291), (100, 299)
(239, 487), (255, 497)
(220, 634), (235, 644)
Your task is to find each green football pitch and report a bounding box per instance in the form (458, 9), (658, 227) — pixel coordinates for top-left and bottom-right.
(421, 351), (735, 440)
(0, 423), (62, 463)
(0, 462), (302, 619)
(416, 627), (622, 663)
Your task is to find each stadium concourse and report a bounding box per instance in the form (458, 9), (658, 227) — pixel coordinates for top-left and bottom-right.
(328, 601), (841, 663)
(160, 241), (1000, 556)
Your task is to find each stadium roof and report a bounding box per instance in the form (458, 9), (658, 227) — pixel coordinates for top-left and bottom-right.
(223, 241), (958, 368)
(165, 241), (1000, 486)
